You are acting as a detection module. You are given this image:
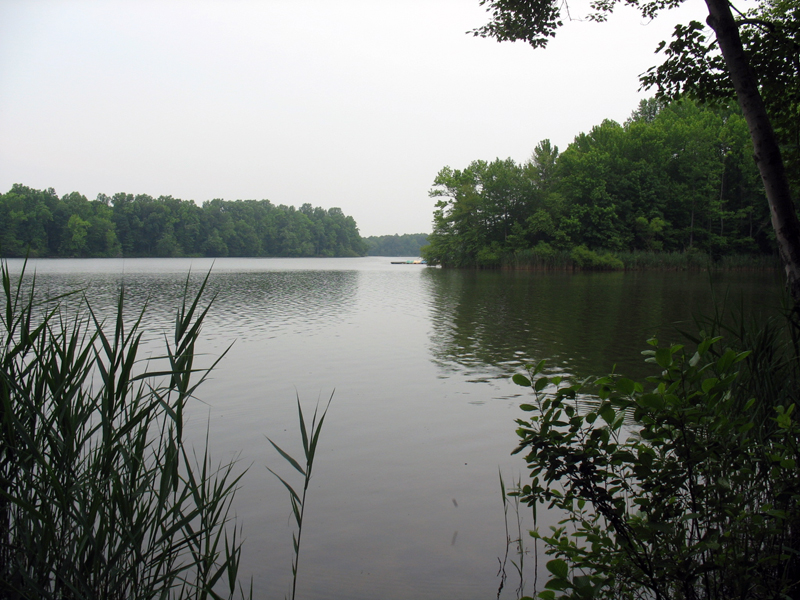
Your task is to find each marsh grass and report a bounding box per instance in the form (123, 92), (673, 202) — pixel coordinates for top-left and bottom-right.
(499, 249), (779, 271)
(267, 394), (332, 600)
(496, 472), (533, 600)
(680, 289), (800, 424)
(0, 260), (250, 600)
(612, 250), (779, 271)
(500, 249), (574, 271)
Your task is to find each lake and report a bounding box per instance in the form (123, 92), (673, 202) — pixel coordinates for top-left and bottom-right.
(3, 257), (785, 599)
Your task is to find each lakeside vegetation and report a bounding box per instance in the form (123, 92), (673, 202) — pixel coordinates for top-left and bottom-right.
(0, 186), (367, 258)
(497, 247), (780, 271)
(0, 262), (250, 599)
(363, 233), (429, 256)
(512, 302), (800, 599)
(422, 99), (782, 270)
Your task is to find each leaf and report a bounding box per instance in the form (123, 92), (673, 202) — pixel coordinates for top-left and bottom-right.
(544, 578), (570, 591)
(546, 558), (569, 579)
(701, 377), (719, 393)
(655, 347), (673, 368)
(266, 437), (306, 476)
(616, 377), (635, 395)
(513, 373), (532, 387)
(640, 393), (664, 411)
(716, 349), (737, 373)
(738, 422), (754, 434)
(599, 404), (615, 425)
(534, 377), (550, 392)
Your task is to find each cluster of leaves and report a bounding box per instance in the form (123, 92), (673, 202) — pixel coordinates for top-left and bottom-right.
(422, 98), (771, 268)
(363, 233), (429, 257)
(641, 0), (800, 196)
(0, 185), (367, 258)
(0, 262), (249, 599)
(511, 329), (800, 599)
(568, 246), (624, 271)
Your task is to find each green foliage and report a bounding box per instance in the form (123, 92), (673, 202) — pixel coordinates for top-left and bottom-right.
(641, 0), (800, 194)
(422, 99), (774, 268)
(568, 246), (624, 271)
(363, 233), (429, 256)
(510, 328), (800, 599)
(0, 260), (249, 600)
(267, 395), (332, 600)
(0, 186), (367, 258)
(500, 245), (573, 271)
(472, 0), (800, 306)
(473, 0), (798, 191)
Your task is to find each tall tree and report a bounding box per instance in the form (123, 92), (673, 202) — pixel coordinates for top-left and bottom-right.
(473, 0), (800, 304)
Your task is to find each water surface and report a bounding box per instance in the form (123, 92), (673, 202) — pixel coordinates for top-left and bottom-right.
(5, 257), (783, 599)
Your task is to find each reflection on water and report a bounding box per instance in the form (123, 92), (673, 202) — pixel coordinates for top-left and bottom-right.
(2, 257), (785, 600)
(424, 268), (784, 383)
(9, 259), (359, 345)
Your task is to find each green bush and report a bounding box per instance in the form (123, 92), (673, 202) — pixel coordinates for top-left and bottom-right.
(569, 246), (624, 271)
(476, 243), (503, 268)
(511, 331), (800, 599)
(0, 261), (249, 600)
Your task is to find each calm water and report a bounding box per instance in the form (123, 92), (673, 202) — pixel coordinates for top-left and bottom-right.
(4, 257), (784, 600)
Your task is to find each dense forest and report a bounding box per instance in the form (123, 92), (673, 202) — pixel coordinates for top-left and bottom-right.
(422, 99), (781, 268)
(363, 233), (429, 256)
(0, 186), (367, 258)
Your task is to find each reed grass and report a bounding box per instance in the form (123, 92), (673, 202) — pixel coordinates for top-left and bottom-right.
(0, 260), (250, 600)
(267, 394), (333, 600)
(500, 248), (574, 271)
(679, 289), (800, 427)
(496, 471), (531, 600)
(500, 249), (780, 272)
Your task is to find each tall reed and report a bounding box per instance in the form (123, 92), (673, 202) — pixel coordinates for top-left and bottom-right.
(0, 260), (249, 600)
(680, 289), (800, 426)
(267, 394), (333, 600)
(500, 248), (780, 272)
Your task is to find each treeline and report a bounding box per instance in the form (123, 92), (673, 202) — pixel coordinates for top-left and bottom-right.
(0, 186), (367, 258)
(363, 233), (429, 256)
(422, 99), (779, 268)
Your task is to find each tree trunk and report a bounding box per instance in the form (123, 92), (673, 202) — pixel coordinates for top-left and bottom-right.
(705, 0), (800, 305)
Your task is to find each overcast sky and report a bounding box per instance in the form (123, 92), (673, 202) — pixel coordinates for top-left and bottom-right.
(0, 0), (712, 237)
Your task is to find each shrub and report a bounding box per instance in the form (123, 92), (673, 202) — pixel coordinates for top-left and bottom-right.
(511, 332), (800, 599)
(569, 246), (624, 271)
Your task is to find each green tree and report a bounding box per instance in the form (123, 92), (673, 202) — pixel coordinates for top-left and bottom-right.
(63, 214), (91, 256)
(424, 98), (769, 264)
(473, 0), (800, 303)
(425, 159), (536, 266)
(364, 233), (430, 256)
(2, 186), (367, 259)
(0, 185), (55, 257)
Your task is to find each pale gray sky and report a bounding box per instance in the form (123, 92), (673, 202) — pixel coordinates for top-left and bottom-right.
(0, 0), (711, 236)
